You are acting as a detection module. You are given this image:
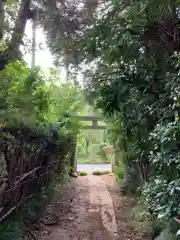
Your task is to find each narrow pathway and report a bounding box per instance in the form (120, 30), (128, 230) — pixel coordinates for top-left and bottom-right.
(35, 175), (149, 240)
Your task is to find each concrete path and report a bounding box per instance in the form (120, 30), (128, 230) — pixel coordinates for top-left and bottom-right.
(88, 176), (118, 239)
(34, 175), (148, 240)
(37, 175), (117, 240)
(77, 164), (111, 172)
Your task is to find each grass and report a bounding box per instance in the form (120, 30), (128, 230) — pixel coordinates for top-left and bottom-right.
(92, 170), (110, 175)
(78, 171), (88, 176)
(0, 171), (67, 240)
(132, 201), (166, 239)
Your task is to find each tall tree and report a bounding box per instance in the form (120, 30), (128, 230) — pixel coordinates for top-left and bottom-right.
(0, 0), (33, 70)
(38, 0), (98, 81)
(0, 0), (99, 73)
(82, 0), (180, 195)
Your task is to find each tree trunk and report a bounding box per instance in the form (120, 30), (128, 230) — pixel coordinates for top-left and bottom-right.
(121, 130), (129, 183)
(0, 0), (5, 39)
(69, 136), (77, 174)
(0, 0), (30, 71)
(113, 144), (120, 173)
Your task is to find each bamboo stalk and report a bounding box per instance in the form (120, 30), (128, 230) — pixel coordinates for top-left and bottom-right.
(0, 205), (16, 223)
(13, 166), (41, 186)
(0, 193), (35, 223)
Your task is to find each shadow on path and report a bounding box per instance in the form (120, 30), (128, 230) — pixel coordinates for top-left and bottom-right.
(31, 175), (150, 240)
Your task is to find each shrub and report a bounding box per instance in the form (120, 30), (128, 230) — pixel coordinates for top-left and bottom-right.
(115, 163), (124, 182)
(143, 121), (180, 226)
(92, 170), (110, 175)
(97, 143), (108, 161)
(78, 171), (88, 176)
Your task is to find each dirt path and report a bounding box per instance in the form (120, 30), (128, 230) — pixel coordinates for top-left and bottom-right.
(34, 175), (149, 240)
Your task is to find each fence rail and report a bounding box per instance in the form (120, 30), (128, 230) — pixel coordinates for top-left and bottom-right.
(0, 127), (70, 223)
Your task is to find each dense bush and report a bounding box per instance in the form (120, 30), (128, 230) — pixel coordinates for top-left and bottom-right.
(0, 60), (83, 181)
(143, 121), (180, 223)
(0, 59), (86, 229)
(82, 0), (180, 233)
(97, 143), (108, 161)
(77, 130), (110, 164)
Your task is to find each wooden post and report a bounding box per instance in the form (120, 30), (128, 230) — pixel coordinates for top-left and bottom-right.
(103, 145), (115, 173)
(113, 145), (120, 171)
(74, 135), (78, 173)
(69, 135), (78, 177)
(69, 137), (75, 174)
(111, 150), (116, 173)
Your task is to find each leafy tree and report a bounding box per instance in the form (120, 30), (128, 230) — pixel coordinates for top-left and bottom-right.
(0, 0), (99, 73)
(39, 0), (98, 68)
(81, 0), (180, 229)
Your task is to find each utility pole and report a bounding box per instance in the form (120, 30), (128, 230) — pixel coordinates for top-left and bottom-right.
(31, 8), (38, 68)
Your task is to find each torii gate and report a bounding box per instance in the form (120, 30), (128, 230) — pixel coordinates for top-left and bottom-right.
(65, 114), (116, 174)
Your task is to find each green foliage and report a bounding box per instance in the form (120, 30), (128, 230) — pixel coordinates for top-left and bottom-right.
(143, 121), (180, 223)
(133, 201), (164, 239)
(0, 59), (86, 235)
(38, 0), (98, 70)
(97, 143), (108, 160)
(1, 0), (180, 235)
(115, 163), (124, 182)
(77, 129), (110, 164)
(77, 157), (108, 164)
(92, 170), (110, 175)
(0, 181), (55, 240)
(82, 0), (180, 233)
(78, 171), (88, 176)
(0, 61), (49, 125)
(0, 60), (83, 134)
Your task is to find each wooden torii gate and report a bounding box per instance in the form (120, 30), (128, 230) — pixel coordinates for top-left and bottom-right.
(65, 114), (116, 175)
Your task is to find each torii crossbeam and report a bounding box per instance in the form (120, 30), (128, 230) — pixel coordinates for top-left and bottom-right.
(64, 113), (107, 129)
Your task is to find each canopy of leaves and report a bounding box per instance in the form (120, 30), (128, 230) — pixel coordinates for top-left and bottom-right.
(82, 0), (180, 228)
(0, 59), (86, 138)
(0, 0), (180, 232)
(37, 0), (99, 69)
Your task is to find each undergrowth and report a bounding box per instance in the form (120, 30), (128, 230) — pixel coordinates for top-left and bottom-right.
(0, 174), (60, 240)
(115, 163), (124, 182)
(78, 171), (88, 176)
(132, 201), (165, 239)
(92, 170), (110, 175)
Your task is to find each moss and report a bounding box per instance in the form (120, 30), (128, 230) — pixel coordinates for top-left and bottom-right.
(78, 171), (88, 176)
(92, 170), (110, 175)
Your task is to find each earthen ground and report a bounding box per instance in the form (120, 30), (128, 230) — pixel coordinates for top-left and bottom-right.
(29, 175), (150, 240)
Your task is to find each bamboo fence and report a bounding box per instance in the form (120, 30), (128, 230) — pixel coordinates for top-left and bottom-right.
(0, 127), (69, 223)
